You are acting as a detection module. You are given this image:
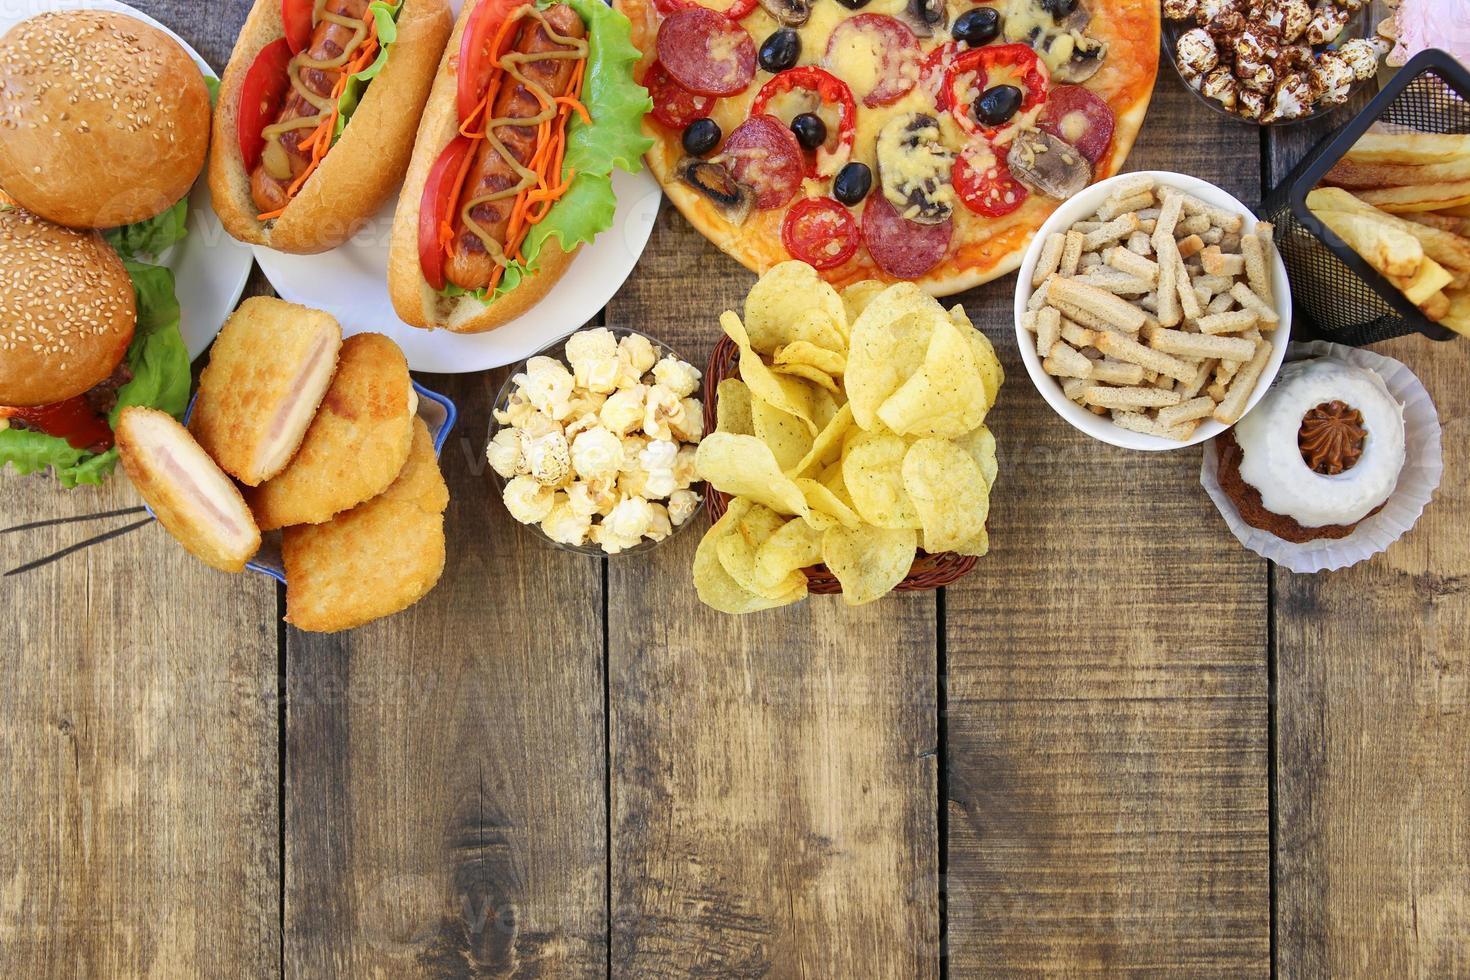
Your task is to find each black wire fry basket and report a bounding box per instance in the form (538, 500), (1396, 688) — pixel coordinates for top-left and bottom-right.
(1259, 49), (1470, 347)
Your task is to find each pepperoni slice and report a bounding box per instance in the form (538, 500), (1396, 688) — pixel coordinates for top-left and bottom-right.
(656, 8), (756, 98)
(952, 143), (1029, 218)
(1039, 84), (1117, 164)
(646, 61), (716, 129)
(862, 191), (952, 279)
(782, 198), (859, 270)
(824, 15), (920, 109)
(722, 115), (805, 210)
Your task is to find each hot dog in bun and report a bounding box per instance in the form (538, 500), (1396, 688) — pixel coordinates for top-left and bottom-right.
(388, 0), (652, 333)
(210, 0), (453, 254)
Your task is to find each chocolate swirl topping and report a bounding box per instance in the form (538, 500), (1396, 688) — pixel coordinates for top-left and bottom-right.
(1299, 400), (1366, 475)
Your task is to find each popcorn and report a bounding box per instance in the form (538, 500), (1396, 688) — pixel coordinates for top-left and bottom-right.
(486, 428), (523, 479)
(1337, 38), (1380, 80)
(1176, 28), (1218, 74)
(491, 329), (705, 553)
(541, 495), (593, 547)
(503, 476), (555, 524)
(1265, 71), (1312, 122)
(1304, 4), (1348, 46)
(667, 488), (701, 526)
(517, 356), (576, 418)
(599, 385), (648, 436)
(620, 332), (658, 376)
(652, 355), (701, 399)
(571, 426), (624, 480)
(1270, 0), (1312, 43)
(643, 385), (687, 441)
(1309, 50), (1356, 104)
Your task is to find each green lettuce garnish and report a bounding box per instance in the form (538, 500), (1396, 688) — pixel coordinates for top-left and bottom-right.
(0, 262), (190, 488)
(441, 0), (654, 303)
(104, 197), (189, 260)
(335, 0), (404, 142)
(205, 74), (221, 108)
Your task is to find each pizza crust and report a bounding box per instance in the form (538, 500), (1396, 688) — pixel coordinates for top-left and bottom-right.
(619, 0), (1160, 296)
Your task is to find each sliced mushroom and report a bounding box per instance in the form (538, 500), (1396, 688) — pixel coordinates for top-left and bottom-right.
(1006, 130), (1092, 201)
(676, 157), (753, 225)
(1047, 32), (1108, 83)
(899, 0), (947, 38)
(875, 113), (955, 225)
(758, 0), (811, 27)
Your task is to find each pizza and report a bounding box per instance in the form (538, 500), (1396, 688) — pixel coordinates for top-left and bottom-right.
(618, 0), (1159, 295)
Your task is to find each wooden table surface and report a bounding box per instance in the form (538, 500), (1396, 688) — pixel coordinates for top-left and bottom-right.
(3, 3), (1467, 976)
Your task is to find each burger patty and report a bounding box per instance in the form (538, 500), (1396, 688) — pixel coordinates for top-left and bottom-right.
(84, 362), (134, 416)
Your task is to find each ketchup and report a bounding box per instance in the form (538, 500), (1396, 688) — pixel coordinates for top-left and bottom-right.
(2, 397), (115, 452)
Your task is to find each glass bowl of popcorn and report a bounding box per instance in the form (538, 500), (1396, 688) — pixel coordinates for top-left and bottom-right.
(486, 327), (706, 557)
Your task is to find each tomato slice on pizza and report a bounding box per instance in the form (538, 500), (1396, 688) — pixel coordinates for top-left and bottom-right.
(621, 0), (1160, 294)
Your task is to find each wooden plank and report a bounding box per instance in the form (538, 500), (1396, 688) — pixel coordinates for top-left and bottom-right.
(605, 207), (941, 977)
(1269, 111), (1470, 978)
(282, 370), (609, 978)
(0, 470), (279, 975)
(943, 76), (1272, 975)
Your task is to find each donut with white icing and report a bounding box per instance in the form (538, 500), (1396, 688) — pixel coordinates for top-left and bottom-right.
(1230, 358), (1405, 531)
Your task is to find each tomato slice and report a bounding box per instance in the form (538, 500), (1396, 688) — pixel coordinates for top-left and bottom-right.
(5, 397), (115, 452)
(237, 38), (295, 172)
(457, 0), (527, 124)
(282, 0), (315, 55)
(945, 44), (1049, 141)
(419, 136), (475, 291)
(646, 60), (716, 129)
(919, 42), (956, 112)
(953, 143), (1029, 218)
(781, 198), (858, 270)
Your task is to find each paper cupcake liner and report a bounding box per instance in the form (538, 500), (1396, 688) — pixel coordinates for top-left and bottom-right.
(1200, 340), (1443, 574)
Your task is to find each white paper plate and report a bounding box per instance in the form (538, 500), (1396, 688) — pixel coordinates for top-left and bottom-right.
(0, 0), (256, 362)
(250, 0), (662, 373)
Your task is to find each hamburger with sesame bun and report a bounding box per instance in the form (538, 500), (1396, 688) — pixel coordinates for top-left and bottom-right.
(0, 10), (211, 230)
(0, 206), (191, 488)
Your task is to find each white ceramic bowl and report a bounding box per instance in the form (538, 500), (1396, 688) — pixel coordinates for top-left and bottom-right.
(1012, 171), (1292, 451)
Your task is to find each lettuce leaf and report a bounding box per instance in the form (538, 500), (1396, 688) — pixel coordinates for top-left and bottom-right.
(104, 197), (189, 261)
(441, 0), (653, 303)
(335, 0), (404, 142)
(0, 263), (191, 488)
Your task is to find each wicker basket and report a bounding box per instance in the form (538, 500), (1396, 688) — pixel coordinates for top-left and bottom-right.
(702, 336), (979, 595)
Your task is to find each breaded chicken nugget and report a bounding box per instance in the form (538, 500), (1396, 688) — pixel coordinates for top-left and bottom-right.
(282, 419), (448, 632)
(190, 297), (342, 486)
(245, 333), (416, 530)
(117, 407), (262, 573)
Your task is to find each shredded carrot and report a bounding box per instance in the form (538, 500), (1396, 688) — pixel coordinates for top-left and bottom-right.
(256, 11), (381, 221)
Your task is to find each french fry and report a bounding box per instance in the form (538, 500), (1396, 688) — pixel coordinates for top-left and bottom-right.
(1311, 187), (1470, 272)
(1344, 131), (1470, 165)
(1355, 180), (1470, 213)
(1388, 256), (1454, 304)
(1440, 289), (1470, 337)
(1310, 202), (1424, 277)
(1324, 154), (1470, 189)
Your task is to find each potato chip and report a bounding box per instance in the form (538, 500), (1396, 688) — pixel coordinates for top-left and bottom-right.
(822, 525), (917, 606)
(954, 424), (998, 488)
(694, 499), (807, 614)
(774, 341), (847, 377)
(754, 517), (824, 592)
(751, 396), (813, 472)
(902, 438), (990, 554)
(876, 316), (990, 439)
(841, 431), (921, 528)
(717, 502), (805, 599)
(796, 478), (860, 530)
(790, 309), (849, 355)
(772, 361), (842, 395)
(793, 403), (854, 477)
(715, 378), (754, 435)
(952, 306), (1004, 411)
(846, 284), (946, 430)
(696, 433), (809, 517)
(744, 261), (848, 354)
(721, 311), (820, 435)
(841, 280), (887, 325)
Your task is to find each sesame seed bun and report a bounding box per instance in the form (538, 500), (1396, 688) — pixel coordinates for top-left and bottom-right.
(0, 207), (136, 408)
(0, 11), (210, 229)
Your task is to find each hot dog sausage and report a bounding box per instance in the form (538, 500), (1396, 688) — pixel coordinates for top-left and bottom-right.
(445, 3), (585, 290)
(250, 0), (373, 215)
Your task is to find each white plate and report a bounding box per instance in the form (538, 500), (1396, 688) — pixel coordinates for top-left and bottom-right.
(1012, 171), (1292, 452)
(0, 0), (256, 362)
(251, 0), (663, 373)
